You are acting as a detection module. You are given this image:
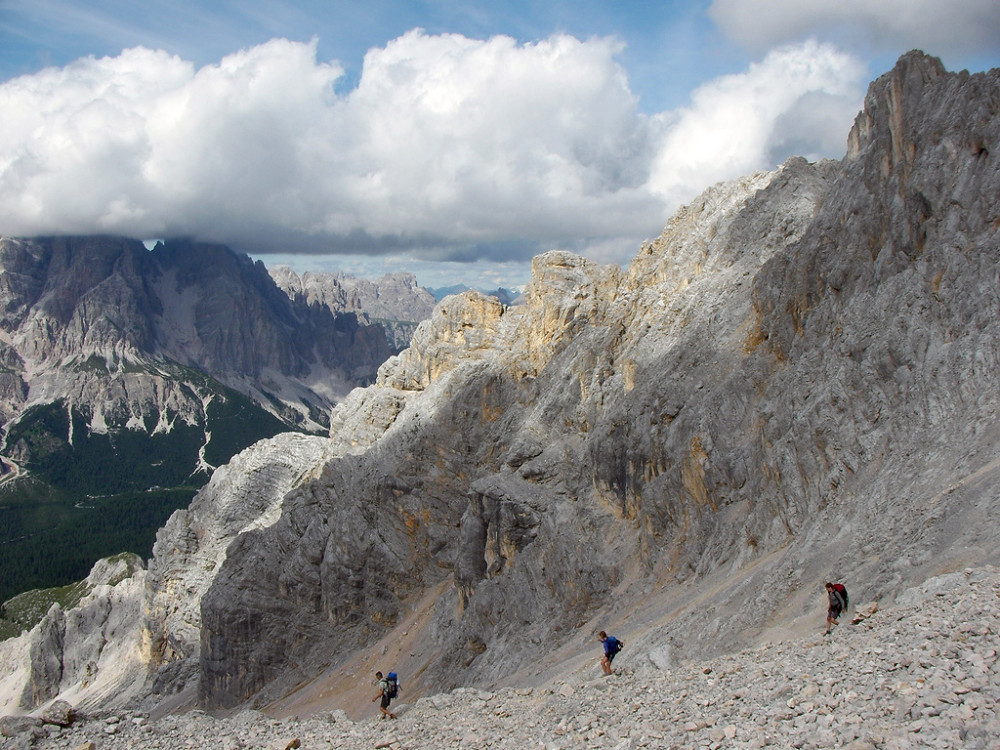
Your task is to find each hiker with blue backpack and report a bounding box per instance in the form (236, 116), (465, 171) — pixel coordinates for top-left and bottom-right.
(371, 670), (399, 719)
(598, 631), (623, 675)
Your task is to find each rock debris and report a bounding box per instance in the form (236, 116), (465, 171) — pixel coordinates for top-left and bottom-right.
(5, 566), (998, 750)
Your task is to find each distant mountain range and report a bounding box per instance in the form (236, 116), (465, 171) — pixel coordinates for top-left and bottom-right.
(4, 51), (1000, 722)
(267, 267), (525, 347)
(0, 236), (431, 601)
(429, 284), (525, 305)
(269, 265), (437, 350)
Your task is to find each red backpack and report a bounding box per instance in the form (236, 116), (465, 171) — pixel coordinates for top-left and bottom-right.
(832, 583), (849, 608)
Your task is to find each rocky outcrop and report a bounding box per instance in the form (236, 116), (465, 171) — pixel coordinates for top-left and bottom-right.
(143, 433), (336, 671)
(198, 52), (1000, 708)
(0, 433), (335, 715)
(0, 554), (148, 715)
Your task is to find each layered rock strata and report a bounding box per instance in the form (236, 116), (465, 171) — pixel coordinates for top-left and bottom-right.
(0, 236), (394, 436)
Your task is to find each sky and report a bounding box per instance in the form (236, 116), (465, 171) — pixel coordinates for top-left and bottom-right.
(1, 1), (999, 290)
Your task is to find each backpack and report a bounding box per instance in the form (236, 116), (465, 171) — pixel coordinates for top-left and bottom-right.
(606, 637), (623, 655)
(832, 583), (849, 609)
(385, 672), (399, 699)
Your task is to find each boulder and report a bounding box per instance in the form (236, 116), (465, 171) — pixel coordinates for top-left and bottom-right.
(39, 699), (76, 727)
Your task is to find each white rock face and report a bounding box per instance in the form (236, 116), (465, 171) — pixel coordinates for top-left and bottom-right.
(143, 433), (338, 668)
(0, 556), (148, 717)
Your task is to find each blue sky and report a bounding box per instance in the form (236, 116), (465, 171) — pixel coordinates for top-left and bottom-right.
(2, 1), (999, 289)
(1, 1), (736, 113)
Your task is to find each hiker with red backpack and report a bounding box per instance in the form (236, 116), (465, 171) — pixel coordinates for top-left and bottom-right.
(825, 582), (849, 635)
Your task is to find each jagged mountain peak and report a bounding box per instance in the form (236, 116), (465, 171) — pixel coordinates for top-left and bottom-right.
(190, 50), (1000, 707)
(268, 264), (437, 349)
(0, 235), (393, 420)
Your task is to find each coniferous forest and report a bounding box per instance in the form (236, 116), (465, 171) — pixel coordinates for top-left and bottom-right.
(0, 388), (292, 605)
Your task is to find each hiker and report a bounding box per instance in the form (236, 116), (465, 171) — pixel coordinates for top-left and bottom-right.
(825, 581), (849, 634)
(371, 670), (397, 719)
(598, 630), (623, 675)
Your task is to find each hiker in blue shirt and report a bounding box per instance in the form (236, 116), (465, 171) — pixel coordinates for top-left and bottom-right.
(598, 631), (623, 675)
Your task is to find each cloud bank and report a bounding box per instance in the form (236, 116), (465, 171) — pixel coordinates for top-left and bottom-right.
(0, 31), (865, 263)
(709, 0), (1000, 59)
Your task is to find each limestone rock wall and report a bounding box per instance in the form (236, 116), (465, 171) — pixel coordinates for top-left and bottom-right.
(0, 554), (148, 715)
(198, 52), (1000, 708)
(0, 433), (335, 716)
(143, 433), (337, 669)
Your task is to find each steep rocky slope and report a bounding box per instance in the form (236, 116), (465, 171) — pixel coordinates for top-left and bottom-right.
(0, 236), (395, 602)
(5, 566), (999, 749)
(2, 51), (999, 723)
(0, 432), (336, 715)
(198, 51), (1000, 707)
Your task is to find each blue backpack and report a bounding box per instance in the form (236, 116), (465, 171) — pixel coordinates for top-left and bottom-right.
(606, 637), (623, 655)
(386, 672), (399, 698)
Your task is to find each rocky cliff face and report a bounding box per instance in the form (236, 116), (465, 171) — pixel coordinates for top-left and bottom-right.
(3, 52), (999, 719)
(202, 53), (1000, 705)
(0, 235), (396, 609)
(0, 237), (393, 435)
(0, 554), (150, 714)
(0, 432), (334, 715)
(194, 51), (1000, 707)
(269, 266), (437, 350)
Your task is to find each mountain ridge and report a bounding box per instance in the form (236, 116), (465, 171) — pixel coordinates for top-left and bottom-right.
(198, 49), (1000, 706)
(0, 235), (395, 602)
(1, 51), (998, 730)
(268, 264), (437, 350)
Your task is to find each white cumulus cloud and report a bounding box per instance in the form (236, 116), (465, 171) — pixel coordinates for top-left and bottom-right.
(647, 41), (865, 204)
(0, 31), (867, 264)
